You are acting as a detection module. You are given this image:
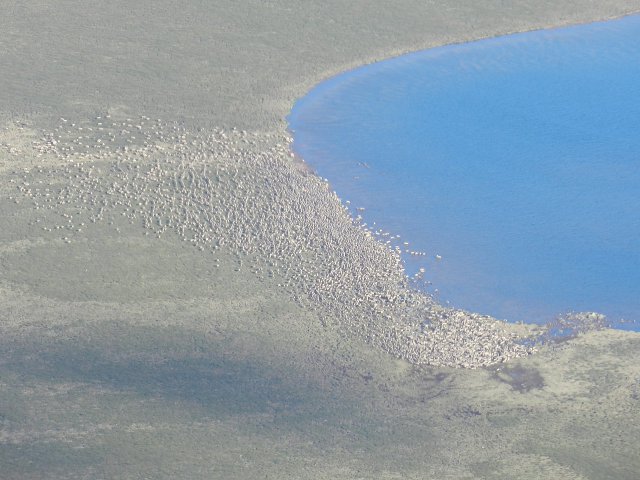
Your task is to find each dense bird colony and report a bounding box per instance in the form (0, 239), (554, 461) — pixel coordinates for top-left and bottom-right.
(3, 115), (534, 368)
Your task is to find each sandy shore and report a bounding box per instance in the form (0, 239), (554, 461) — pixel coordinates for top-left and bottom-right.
(1, 1), (640, 478)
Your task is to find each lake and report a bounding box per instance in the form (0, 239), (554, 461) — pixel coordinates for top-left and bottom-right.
(288, 15), (640, 328)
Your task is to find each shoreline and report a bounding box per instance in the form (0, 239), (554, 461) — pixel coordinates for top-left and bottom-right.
(287, 12), (640, 330)
(276, 7), (640, 137)
(1, 3), (639, 368)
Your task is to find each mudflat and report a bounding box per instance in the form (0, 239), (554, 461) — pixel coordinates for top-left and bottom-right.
(1, 1), (639, 478)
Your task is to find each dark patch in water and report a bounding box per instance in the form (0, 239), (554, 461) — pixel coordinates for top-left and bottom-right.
(444, 404), (482, 421)
(434, 372), (448, 383)
(491, 365), (545, 393)
(361, 372), (374, 383)
(632, 377), (640, 400)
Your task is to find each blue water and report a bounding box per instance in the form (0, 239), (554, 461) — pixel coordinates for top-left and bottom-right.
(288, 15), (640, 328)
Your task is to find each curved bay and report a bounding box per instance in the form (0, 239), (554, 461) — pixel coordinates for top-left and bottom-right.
(289, 14), (640, 326)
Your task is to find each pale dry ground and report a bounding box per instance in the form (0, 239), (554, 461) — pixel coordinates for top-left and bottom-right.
(1, 1), (640, 479)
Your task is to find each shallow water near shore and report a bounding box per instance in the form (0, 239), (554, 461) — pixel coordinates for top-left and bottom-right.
(289, 14), (640, 328)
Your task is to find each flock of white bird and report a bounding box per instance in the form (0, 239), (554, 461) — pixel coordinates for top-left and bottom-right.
(7, 115), (533, 368)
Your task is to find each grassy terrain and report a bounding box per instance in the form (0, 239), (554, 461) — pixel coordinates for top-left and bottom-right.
(1, 1), (640, 478)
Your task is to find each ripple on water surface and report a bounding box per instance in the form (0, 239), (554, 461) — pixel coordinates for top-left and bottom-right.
(289, 14), (640, 328)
